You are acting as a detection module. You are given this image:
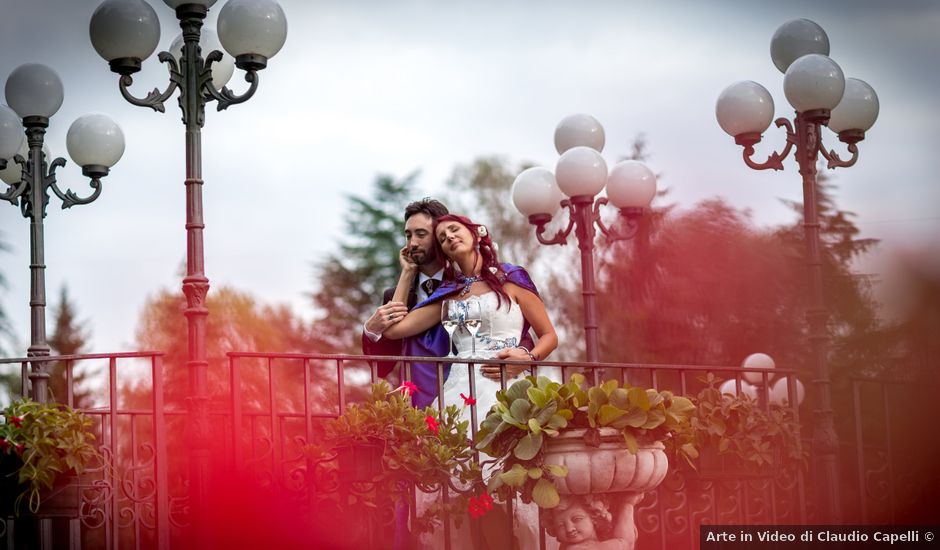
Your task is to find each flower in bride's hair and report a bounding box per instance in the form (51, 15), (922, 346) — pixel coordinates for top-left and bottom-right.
(476, 225), (488, 238)
(488, 266), (498, 275)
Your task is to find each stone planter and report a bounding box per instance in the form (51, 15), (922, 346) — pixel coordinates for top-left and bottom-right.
(540, 428), (668, 550)
(543, 427), (668, 495)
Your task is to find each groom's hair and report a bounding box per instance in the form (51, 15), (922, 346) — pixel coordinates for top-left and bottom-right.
(404, 198), (449, 222)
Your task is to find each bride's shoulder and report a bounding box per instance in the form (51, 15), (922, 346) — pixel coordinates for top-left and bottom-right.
(499, 263), (538, 292)
(497, 263), (532, 282)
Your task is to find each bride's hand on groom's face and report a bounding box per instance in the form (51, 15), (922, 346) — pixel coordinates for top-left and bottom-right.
(399, 246), (418, 272)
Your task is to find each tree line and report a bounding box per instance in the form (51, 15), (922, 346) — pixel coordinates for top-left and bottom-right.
(1, 147), (935, 400)
(2, 145), (936, 524)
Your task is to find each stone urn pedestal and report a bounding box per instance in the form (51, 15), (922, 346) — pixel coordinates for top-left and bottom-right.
(542, 428), (668, 549)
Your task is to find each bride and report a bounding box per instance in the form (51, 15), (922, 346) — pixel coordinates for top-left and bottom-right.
(383, 213), (558, 419)
(383, 213), (559, 549)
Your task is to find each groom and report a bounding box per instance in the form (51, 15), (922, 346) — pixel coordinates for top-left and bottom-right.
(361, 198), (450, 407)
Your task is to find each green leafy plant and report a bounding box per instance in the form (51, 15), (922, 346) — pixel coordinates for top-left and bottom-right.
(305, 381), (483, 531)
(0, 398), (101, 514)
(668, 373), (807, 476)
(474, 373), (696, 509)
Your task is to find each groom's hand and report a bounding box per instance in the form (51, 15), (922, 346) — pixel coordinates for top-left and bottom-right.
(365, 301), (409, 335)
(495, 348), (532, 362)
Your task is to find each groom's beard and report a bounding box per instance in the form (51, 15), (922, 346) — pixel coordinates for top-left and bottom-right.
(410, 247), (436, 266)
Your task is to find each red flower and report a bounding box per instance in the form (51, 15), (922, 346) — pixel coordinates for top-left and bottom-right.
(14, 443), (24, 455)
(459, 393), (476, 406)
(467, 493), (494, 518)
(9, 416), (23, 428)
(0, 437), (8, 452)
(395, 381), (419, 396)
(424, 415), (439, 434)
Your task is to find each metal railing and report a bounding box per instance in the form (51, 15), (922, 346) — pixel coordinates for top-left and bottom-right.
(225, 353), (810, 550)
(0, 352), (170, 550)
(3, 351), (927, 549)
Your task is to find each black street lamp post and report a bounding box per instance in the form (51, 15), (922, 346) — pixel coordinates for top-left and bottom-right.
(511, 114), (658, 375)
(89, 0), (287, 543)
(1, 64), (125, 405)
(716, 18), (879, 522)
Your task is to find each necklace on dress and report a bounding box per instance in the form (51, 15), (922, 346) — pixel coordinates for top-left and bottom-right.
(458, 275), (483, 297)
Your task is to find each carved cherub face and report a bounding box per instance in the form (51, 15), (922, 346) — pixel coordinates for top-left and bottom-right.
(553, 502), (598, 543)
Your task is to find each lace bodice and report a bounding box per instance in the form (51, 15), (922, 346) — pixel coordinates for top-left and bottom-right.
(450, 292), (524, 358)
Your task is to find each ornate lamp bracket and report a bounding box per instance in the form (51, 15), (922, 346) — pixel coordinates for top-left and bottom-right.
(740, 117), (795, 171)
(47, 160), (105, 210)
(118, 52), (182, 113)
(820, 138), (860, 169)
(202, 51), (260, 111)
(531, 199), (575, 246)
(0, 154), (28, 206)
(594, 198), (641, 244)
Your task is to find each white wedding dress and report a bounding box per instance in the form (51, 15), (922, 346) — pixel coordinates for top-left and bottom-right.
(417, 292), (560, 550)
(439, 292), (529, 421)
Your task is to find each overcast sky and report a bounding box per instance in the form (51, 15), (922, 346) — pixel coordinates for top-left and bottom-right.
(1, 0), (938, 354)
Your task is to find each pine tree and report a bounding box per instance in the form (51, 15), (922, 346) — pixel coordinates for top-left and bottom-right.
(46, 285), (92, 406)
(309, 173), (421, 352)
(774, 171), (890, 380)
(48, 286), (89, 357)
